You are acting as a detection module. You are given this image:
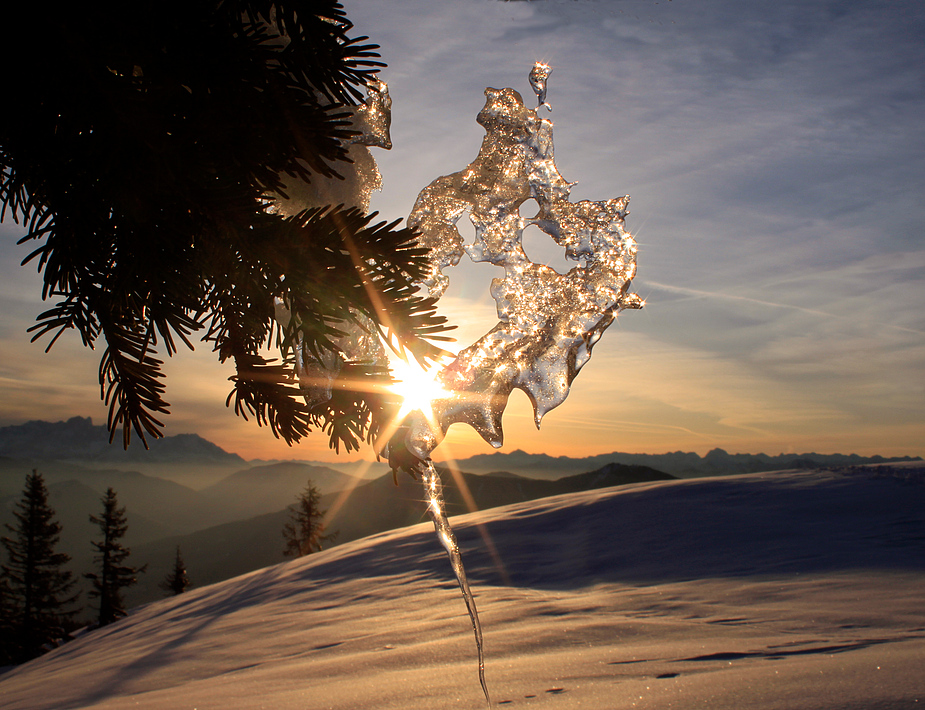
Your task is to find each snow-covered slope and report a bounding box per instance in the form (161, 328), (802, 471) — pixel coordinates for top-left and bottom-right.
(2, 468), (923, 709)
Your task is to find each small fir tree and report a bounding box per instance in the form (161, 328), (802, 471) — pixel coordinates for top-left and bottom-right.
(0, 571), (14, 666)
(85, 488), (146, 626)
(160, 546), (191, 597)
(283, 481), (336, 558)
(1, 470), (78, 663)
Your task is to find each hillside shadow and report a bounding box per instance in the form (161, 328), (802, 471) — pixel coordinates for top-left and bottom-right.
(304, 470), (925, 590)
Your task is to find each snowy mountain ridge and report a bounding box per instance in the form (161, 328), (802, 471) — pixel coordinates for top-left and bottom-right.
(0, 416), (244, 465)
(1, 418), (917, 480)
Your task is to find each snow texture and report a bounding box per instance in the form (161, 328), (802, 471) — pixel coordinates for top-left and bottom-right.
(1, 467), (923, 709)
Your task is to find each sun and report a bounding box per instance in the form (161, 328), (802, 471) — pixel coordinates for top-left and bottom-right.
(389, 355), (449, 421)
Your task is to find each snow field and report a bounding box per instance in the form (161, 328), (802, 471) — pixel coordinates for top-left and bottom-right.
(1, 469), (923, 709)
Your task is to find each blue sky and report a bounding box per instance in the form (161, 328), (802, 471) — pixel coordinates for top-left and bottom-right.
(0, 0), (922, 461)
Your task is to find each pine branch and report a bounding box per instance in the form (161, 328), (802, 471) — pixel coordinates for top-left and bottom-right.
(227, 352), (315, 444)
(0, 2), (453, 452)
(97, 312), (170, 449)
(270, 207), (454, 362)
(311, 362), (401, 454)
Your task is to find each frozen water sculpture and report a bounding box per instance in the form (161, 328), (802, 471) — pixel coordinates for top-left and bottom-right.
(276, 68), (643, 462)
(398, 65), (643, 462)
(389, 64), (643, 708)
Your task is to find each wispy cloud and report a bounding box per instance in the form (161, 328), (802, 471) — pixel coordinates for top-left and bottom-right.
(644, 281), (925, 337)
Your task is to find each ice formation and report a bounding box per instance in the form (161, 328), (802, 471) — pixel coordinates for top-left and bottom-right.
(392, 64), (642, 709)
(274, 67), (643, 710)
(274, 65), (645, 461)
(401, 64), (642, 462)
(421, 459), (490, 705)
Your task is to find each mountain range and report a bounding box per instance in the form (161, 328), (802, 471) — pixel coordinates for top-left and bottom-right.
(0, 417), (919, 613)
(2, 416), (917, 482)
(452, 447), (923, 478)
(0, 416), (244, 465)
(0, 419), (677, 610)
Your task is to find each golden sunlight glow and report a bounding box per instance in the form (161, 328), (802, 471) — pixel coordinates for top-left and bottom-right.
(389, 355), (450, 421)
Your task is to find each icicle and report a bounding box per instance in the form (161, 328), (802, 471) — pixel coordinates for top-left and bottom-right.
(421, 460), (491, 708)
(393, 63), (644, 707)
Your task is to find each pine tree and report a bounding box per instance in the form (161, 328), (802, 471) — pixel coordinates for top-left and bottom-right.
(0, 571), (14, 666)
(86, 488), (146, 626)
(283, 481), (337, 558)
(1, 470), (78, 663)
(160, 545), (191, 597)
(0, 2), (447, 453)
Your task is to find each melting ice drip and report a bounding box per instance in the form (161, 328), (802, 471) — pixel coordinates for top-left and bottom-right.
(420, 460), (489, 703)
(284, 65), (642, 708)
(393, 64), (643, 707)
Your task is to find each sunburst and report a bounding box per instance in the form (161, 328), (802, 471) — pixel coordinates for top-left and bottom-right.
(388, 355), (450, 421)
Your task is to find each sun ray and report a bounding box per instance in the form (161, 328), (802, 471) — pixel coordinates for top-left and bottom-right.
(438, 449), (512, 587)
(387, 353), (452, 421)
(322, 457), (379, 531)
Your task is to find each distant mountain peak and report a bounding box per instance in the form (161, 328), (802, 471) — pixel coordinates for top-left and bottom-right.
(66, 415), (94, 426)
(451, 448), (921, 478)
(0, 417), (244, 465)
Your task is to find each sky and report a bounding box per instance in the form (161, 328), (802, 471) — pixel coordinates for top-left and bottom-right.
(0, 0), (922, 462)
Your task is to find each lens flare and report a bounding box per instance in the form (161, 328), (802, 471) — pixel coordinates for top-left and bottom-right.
(388, 355), (451, 421)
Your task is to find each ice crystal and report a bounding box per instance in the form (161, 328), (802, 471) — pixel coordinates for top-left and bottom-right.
(401, 63), (642, 461)
(387, 64), (643, 710)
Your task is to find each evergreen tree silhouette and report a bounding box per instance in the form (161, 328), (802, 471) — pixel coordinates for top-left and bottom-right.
(160, 545), (191, 597)
(0, 2), (448, 453)
(0, 571), (14, 665)
(86, 488), (146, 626)
(283, 481), (337, 557)
(1, 470), (78, 663)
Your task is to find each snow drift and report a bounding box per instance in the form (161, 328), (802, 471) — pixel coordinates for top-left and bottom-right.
(1, 467), (923, 709)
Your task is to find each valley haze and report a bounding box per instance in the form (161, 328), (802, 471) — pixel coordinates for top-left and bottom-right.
(0, 416), (919, 608)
